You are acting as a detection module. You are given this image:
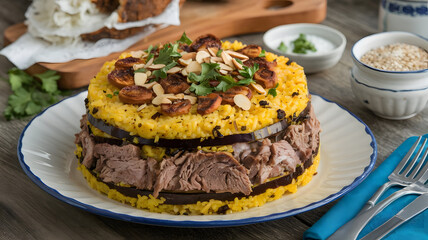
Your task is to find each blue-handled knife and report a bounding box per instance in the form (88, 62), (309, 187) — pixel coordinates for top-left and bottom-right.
(360, 193), (428, 240)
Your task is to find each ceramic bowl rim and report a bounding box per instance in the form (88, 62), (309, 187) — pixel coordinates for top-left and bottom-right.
(351, 31), (428, 74)
(263, 23), (347, 59)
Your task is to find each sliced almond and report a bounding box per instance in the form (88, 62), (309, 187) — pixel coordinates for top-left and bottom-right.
(181, 69), (188, 76)
(134, 72), (148, 86)
(181, 52), (197, 60)
(250, 82), (267, 95)
(234, 94), (251, 110)
(219, 63), (234, 71)
(142, 81), (157, 89)
(137, 104), (147, 111)
(144, 57), (154, 68)
(175, 93), (185, 99)
(166, 67), (182, 74)
(184, 88), (191, 94)
(146, 70), (152, 77)
(207, 47), (218, 57)
(237, 75), (245, 80)
(221, 51), (234, 67)
(219, 69), (228, 75)
(203, 57), (211, 63)
(130, 50), (145, 58)
(186, 61), (202, 74)
(196, 50), (211, 64)
(225, 50), (249, 60)
(153, 83), (165, 96)
(165, 93), (185, 100)
(152, 96), (172, 105)
(211, 57), (223, 62)
(184, 95), (197, 104)
(232, 58), (244, 70)
(147, 64), (166, 70)
(133, 63), (145, 71)
(178, 58), (193, 66)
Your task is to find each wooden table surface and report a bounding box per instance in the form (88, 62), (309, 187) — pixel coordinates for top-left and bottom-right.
(0, 0), (427, 239)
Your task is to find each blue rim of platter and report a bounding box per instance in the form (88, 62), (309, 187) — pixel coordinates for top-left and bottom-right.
(17, 91), (377, 228)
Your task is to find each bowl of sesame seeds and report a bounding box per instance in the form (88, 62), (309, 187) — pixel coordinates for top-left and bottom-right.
(350, 31), (428, 120)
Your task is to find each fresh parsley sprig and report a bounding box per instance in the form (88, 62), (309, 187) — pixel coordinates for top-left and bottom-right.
(3, 68), (64, 120)
(188, 63), (220, 96)
(268, 83), (279, 97)
(177, 32), (192, 45)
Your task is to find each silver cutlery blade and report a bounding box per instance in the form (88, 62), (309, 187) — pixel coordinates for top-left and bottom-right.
(361, 193), (428, 240)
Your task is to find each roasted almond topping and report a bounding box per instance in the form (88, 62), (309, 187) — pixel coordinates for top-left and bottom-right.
(186, 61), (202, 74)
(219, 86), (252, 105)
(183, 95), (197, 104)
(130, 50), (145, 58)
(232, 58), (243, 70)
(250, 82), (267, 95)
(178, 58), (192, 66)
(233, 94), (251, 110)
(160, 99), (192, 116)
(166, 67), (182, 74)
(152, 83), (165, 96)
(108, 68), (134, 89)
(254, 68), (278, 89)
(119, 85), (153, 105)
(197, 93), (222, 115)
(144, 57), (154, 68)
(225, 50), (249, 60)
(147, 64), (166, 70)
(196, 50), (211, 63)
(159, 73), (190, 94)
(115, 57), (144, 69)
(221, 51), (234, 67)
(239, 45), (262, 58)
(133, 63), (145, 71)
(207, 47), (218, 57)
(181, 52), (197, 60)
(134, 72), (148, 86)
(137, 104), (147, 111)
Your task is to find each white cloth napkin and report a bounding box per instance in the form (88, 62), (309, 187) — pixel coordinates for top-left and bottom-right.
(0, 0), (180, 69)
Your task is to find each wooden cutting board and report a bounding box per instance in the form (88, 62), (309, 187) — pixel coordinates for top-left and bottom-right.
(3, 0), (326, 89)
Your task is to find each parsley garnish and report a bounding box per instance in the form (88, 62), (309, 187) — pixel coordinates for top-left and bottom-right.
(238, 63), (259, 84)
(106, 94), (113, 98)
(3, 68), (64, 120)
(268, 83), (279, 97)
(154, 43), (181, 65)
(134, 68), (147, 73)
(188, 63), (220, 96)
(292, 33), (316, 54)
(152, 61), (177, 80)
(216, 49), (223, 57)
(277, 41), (288, 52)
(177, 32), (192, 45)
(113, 90), (119, 96)
(259, 49), (266, 57)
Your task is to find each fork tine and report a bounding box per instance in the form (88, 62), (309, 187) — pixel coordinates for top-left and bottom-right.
(394, 136), (422, 174)
(413, 145), (428, 181)
(400, 138), (427, 177)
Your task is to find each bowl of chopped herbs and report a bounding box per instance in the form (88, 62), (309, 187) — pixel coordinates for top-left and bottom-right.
(263, 23), (346, 73)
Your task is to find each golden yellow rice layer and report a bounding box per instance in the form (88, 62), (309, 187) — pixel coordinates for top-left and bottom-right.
(87, 41), (309, 140)
(76, 146), (320, 215)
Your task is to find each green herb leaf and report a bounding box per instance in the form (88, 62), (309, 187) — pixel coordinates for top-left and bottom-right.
(216, 49), (223, 57)
(277, 41), (288, 52)
(177, 32), (192, 45)
(188, 63), (220, 83)
(292, 33), (316, 54)
(134, 68), (147, 73)
(259, 49), (266, 57)
(268, 83), (279, 97)
(113, 90), (119, 96)
(3, 68), (62, 120)
(8, 68), (33, 91)
(237, 78), (254, 85)
(106, 94), (113, 98)
(152, 61), (177, 80)
(189, 82), (213, 96)
(215, 75), (236, 92)
(239, 63), (259, 79)
(35, 70), (60, 94)
(154, 43), (181, 64)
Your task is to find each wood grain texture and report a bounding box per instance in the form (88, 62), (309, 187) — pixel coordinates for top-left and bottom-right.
(3, 0), (327, 89)
(0, 0), (427, 239)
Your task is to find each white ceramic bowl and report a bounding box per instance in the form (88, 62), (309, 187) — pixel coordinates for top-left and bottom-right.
(351, 31), (428, 120)
(263, 23), (346, 73)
